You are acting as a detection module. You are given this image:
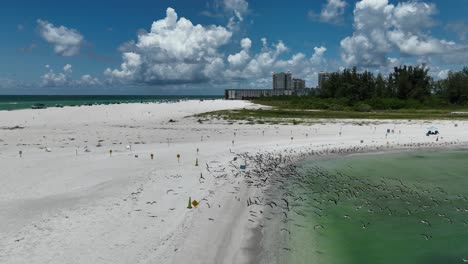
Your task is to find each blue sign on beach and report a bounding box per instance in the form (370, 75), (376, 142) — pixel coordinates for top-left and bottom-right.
(240, 165), (247, 170)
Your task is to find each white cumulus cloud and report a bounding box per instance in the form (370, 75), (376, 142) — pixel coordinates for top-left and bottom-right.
(105, 7), (232, 85)
(241, 37), (252, 49)
(436, 69), (450, 80)
(41, 65), (72, 87)
(311, 46), (327, 64)
(225, 38), (291, 79)
(223, 0), (249, 30)
(321, 0), (348, 24)
(37, 19), (84, 56)
(309, 0), (348, 24)
(223, 0), (248, 20)
(41, 64), (100, 87)
(63, 64), (72, 74)
(225, 38), (331, 88)
(79, 74), (101, 86)
(340, 0), (468, 68)
(227, 38), (252, 68)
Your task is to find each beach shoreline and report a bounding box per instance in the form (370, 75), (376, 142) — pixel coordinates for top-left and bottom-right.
(227, 142), (468, 264)
(1, 99), (468, 264)
(273, 147), (468, 264)
(0, 95), (223, 112)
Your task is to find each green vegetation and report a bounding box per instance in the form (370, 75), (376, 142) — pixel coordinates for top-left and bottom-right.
(436, 68), (468, 104)
(252, 96), (455, 111)
(255, 65), (468, 111)
(320, 65), (468, 104)
(198, 108), (468, 122)
(205, 65), (468, 121)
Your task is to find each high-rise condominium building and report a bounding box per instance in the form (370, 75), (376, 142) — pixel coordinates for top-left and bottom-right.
(273, 72), (292, 90)
(318, 72), (331, 89)
(293, 78), (306, 91)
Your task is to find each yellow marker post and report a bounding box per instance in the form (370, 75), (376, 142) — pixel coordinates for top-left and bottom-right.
(195, 158), (199, 166)
(109, 150), (113, 157)
(177, 154), (180, 163)
(187, 197), (192, 209)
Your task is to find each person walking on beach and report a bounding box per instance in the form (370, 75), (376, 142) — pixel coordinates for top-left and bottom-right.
(19, 150), (22, 158)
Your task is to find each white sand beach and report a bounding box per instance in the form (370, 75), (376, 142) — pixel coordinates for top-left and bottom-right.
(0, 100), (467, 264)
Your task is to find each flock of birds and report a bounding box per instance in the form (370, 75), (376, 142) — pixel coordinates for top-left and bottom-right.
(223, 141), (468, 258)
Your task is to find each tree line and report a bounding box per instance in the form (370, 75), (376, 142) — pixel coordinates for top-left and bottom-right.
(320, 65), (468, 107)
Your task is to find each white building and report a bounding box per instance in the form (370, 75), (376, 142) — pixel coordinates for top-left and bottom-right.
(225, 71), (309, 100)
(273, 72), (292, 90)
(318, 72), (331, 90)
(293, 78), (306, 90)
(225, 89), (293, 100)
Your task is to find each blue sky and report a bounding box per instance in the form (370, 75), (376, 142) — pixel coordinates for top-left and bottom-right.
(1, 0), (468, 94)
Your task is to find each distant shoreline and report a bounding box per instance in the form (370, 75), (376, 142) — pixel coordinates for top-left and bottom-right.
(0, 95), (223, 111)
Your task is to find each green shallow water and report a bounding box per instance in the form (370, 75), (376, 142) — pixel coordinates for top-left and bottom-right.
(282, 150), (468, 264)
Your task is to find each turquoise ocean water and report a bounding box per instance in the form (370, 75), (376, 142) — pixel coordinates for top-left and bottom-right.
(277, 150), (468, 264)
(0, 95), (222, 111)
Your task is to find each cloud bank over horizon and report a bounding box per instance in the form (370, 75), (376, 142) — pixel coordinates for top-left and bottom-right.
(2, 0), (467, 92)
